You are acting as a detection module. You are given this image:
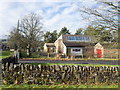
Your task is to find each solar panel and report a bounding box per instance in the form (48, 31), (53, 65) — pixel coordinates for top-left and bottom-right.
(67, 36), (91, 42)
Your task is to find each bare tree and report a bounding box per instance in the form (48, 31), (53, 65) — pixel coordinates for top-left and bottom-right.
(80, 1), (119, 31)
(20, 13), (43, 56)
(79, 1), (119, 44)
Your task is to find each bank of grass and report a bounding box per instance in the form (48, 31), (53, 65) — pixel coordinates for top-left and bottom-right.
(21, 52), (41, 58)
(22, 57), (119, 61)
(25, 63), (118, 67)
(0, 51), (14, 59)
(1, 83), (118, 89)
(21, 51), (119, 61)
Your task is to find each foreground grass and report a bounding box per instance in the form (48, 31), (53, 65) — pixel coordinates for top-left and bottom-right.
(25, 63), (118, 67)
(1, 84), (118, 89)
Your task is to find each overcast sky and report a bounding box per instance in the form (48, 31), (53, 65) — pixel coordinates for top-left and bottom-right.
(0, 0), (105, 39)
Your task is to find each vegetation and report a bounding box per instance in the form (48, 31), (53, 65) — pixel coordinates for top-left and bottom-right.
(1, 83), (118, 89)
(58, 27), (70, 37)
(0, 51), (14, 59)
(8, 13), (44, 57)
(21, 52), (40, 58)
(21, 55), (119, 61)
(44, 30), (58, 43)
(25, 63), (118, 67)
(75, 28), (83, 35)
(80, 2), (118, 43)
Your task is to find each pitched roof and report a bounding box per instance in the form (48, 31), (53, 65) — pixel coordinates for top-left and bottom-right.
(45, 43), (55, 47)
(61, 35), (96, 47)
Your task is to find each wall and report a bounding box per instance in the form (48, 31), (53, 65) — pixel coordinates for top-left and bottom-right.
(84, 47), (94, 58)
(2, 56), (15, 64)
(104, 49), (119, 58)
(2, 63), (119, 85)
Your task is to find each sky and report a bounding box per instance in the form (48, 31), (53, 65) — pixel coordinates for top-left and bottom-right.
(0, 0), (115, 39)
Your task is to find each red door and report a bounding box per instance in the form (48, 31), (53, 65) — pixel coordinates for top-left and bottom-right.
(97, 49), (102, 58)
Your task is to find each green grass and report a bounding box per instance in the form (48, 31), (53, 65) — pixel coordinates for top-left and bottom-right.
(25, 63), (119, 67)
(0, 51), (14, 59)
(1, 83), (118, 89)
(22, 56), (119, 61)
(20, 51), (119, 61)
(21, 52), (41, 58)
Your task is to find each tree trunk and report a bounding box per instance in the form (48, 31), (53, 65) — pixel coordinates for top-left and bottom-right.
(27, 44), (31, 57)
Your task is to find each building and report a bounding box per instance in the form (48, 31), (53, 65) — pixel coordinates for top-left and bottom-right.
(44, 34), (119, 58)
(0, 39), (9, 51)
(44, 43), (56, 53)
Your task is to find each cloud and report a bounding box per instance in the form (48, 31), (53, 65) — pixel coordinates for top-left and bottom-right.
(0, 1), (100, 39)
(44, 2), (89, 34)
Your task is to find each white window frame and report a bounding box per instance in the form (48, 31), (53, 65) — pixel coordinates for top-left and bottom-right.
(71, 48), (82, 54)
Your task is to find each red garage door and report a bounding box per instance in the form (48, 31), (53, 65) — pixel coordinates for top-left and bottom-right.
(97, 49), (102, 58)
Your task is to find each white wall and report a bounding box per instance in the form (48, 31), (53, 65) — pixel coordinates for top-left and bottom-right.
(61, 41), (67, 55)
(54, 35), (63, 53)
(44, 43), (47, 52)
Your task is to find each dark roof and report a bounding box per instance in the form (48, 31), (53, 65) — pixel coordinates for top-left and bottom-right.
(64, 42), (95, 47)
(45, 43), (55, 47)
(62, 35), (96, 47)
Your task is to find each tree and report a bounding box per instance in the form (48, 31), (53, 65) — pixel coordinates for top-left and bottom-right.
(79, 1), (119, 42)
(44, 31), (51, 43)
(20, 13), (43, 56)
(7, 26), (27, 50)
(84, 25), (113, 42)
(44, 30), (58, 43)
(75, 28), (83, 35)
(8, 27), (21, 49)
(51, 30), (58, 43)
(58, 27), (70, 37)
(80, 2), (119, 30)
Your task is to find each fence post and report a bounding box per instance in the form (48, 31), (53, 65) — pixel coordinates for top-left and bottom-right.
(48, 53), (50, 58)
(82, 54), (83, 59)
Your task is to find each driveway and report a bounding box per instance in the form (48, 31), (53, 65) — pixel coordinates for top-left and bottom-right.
(18, 59), (119, 65)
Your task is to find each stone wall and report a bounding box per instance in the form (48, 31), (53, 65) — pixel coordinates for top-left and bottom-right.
(2, 63), (120, 85)
(104, 49), (119, 58)
(2, 56), (15, 64)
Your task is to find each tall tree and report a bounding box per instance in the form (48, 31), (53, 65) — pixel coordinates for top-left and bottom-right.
(75, 28), (83, 35)
(84, 25), (113, 42)
(44, 31), (51, 43)
(51, 30), (58, 43)
(20, 13), (43, 56)
(7, 27), (26, 49)
(58, 27), (70, 37)
(80, 2), (119, 30)
(79, 1), (118, 43)
(44, 30), (58, 43)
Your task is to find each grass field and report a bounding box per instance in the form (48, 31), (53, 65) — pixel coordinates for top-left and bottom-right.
(20, 51), (120, 61)
(1, 83), (118, 89)
(0, 51), (14, 59)
(25, 63), (119, 67)
(21, 52), (40, 58)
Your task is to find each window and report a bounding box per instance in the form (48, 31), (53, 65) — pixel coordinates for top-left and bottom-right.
(71, 48), (82, 54)
(67, 36), (91, 42)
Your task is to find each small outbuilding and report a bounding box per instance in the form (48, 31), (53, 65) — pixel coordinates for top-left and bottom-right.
(94, 43), (104, 58)
(44, 43), (56, 53)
